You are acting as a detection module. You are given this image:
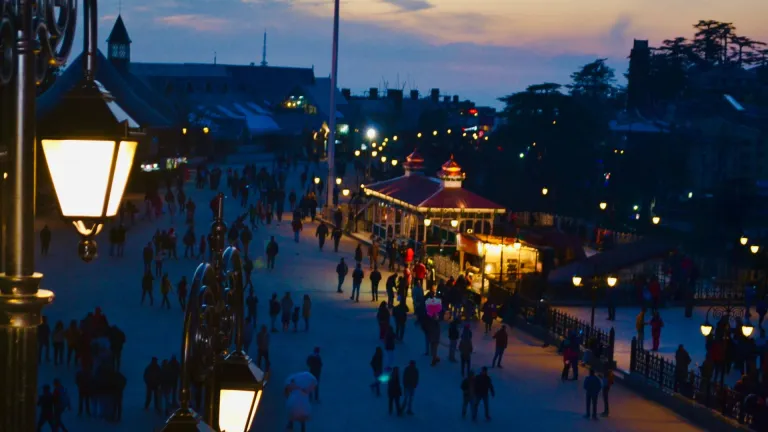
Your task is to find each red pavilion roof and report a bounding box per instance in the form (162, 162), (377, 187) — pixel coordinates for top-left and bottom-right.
(364, 176), (504, 212)
(419, 188), (505, 211)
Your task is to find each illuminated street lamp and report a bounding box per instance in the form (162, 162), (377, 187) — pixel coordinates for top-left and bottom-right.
(606, 276), (618, 287)
(381, 156), (387, 163)
(216, 351), (266, 432)
(513, 240), (522, 250)
(391, 159), (398, 166)
(354, 150), (361, 157)
(447, 129), (452, 134)
(314, 177), (321, 185)
(335, 177), (342, 185)
(599, 202), (607, 210)
(740, 236), (749, 246)
(42, 139), (138, 261)
(433, 130), (438, 136)
(393, 135), (398, 141)
(417, 132), (422, 138)
(372, 150), (378, 157)
(203, 127), (210, 134)
(366, 128), (377, 140)
(572, 275), (582, 287)
(450, 219), (459, 228)
(182, 128), (187, 135)
(541, 187), (548, 196)
(751, 245), (760, 254)
(652, 216), (661, 225)
(423, 218), (432, 227)
(342, 189), (350, 197)
(382, 142), (387, 147)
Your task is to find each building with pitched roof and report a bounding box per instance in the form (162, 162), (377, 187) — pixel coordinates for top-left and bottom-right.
(37, 15), (349, 164)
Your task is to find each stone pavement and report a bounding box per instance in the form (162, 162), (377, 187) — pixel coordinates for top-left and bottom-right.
(559, 305), (765, 386)
(34, 162), (703, 431)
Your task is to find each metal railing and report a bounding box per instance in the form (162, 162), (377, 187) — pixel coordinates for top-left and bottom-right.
(629, 337), (758, 428)
(693, 279), (745, 302)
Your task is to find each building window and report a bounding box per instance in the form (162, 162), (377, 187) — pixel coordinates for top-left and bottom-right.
(118, 45), (126, 58)
(305, 105), (317, 115)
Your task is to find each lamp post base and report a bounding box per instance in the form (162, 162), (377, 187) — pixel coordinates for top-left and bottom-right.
(0, 286), (53, 432)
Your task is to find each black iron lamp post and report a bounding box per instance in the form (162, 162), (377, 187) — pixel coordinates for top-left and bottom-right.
(0, 0), (137, 430)
(572, 273), (618, 327)
(162, 194), (266, 431)
(700, 299), (752, 414)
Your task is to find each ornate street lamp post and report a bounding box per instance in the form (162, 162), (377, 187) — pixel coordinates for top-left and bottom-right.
(162, 194), (266, 431)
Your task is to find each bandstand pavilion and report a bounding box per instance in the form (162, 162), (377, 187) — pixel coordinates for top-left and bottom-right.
(361, 150), (505, 246)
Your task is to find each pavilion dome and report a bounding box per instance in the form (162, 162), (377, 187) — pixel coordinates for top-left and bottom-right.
(403, 149), (425, 175)
(438, 155), (465, 179)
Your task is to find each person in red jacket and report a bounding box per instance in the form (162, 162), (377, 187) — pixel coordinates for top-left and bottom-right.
(413, 261), (427, 288)
(561, 340), (579, 380)
(405, 247), (415, 266)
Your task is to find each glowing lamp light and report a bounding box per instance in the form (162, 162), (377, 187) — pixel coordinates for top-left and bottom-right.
(372, 142), (377, 148)
(742, 322), (755, 337)
(541, 187), (548, 196)
(380, 156), (387, 163)
(203, 127), (210, 134)
(688, 192), (693, 199)
(700, 322), (713, 337)
(393, 135), (398, 141)
(342, 188), (350, 197)
(417, 132), (422, 138)
(433, 130), (438, 136)
(217, 352), (265, 432)
(354, 150), (361, 157)
(372, 150), (378, 157)
(182, 127), (187, 135)
(447, 129), (452, 134)
(519, 153), (525, 159)
(463, 132), (467, 137)
(314, 177), (321, 184)
(450, 219), (459, 228)
(633, 205), (639, 211)
(484, 136), (489, 141)
(572, 275), (582, 287)
(42, 139), (137, 262)
(513, 240), (522, 250)
(382, 142), (387, 147)
(751, 245), (760, 254)
(485, 264), (493, 274)
(740, 236), (748, 246)
(391, 159), (398, 166)
(335, 177), (342, 185)
(384, 137), (388, 142)
(366, 128), (377, 140)
(635, 213), (640, 220)
(652, 216), (661, 225)
(606, 276), (618, 287)
(599, 202), (607, 210)
(423, 218), (432, 227)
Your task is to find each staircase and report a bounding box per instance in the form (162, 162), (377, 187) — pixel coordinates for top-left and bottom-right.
(225, 143), (275, 165)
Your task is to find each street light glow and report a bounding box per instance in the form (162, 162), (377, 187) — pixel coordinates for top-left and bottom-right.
(393, 135), (398, 141)
(450, 219), (459, 228)
(433, 130), (438, 136)
(599, 202), (607, 210)
(182, 128), (187, 135)
(354, 150), (361, 156)
(740, 236), (749, 245)
(380, 156), (387, 163)
(519, 153), (525, 159)
(335, 177), (342, 185)
(652, 216), (660, 225)
(203, 127), (210, 134)
(423, 218), (432, 227)
(572, 275), (582, 287)
(342, 188), (350, 196)
(372, 150), (378, 157)
(391, 159), (398, 166)
(447, 129), (452, 134)
(513, 240), (522, 250)
(314, 177), (320, 184)
(541, 188), (548, 196)
(751, 245), (760, 254)
(417, 132), (422, 138)
(366, 128), (377, 140)
(606, 276), (618, 287)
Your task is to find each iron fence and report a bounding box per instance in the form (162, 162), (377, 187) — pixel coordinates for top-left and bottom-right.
(629, 337), (758, 428)
(693, 279), (745, 302)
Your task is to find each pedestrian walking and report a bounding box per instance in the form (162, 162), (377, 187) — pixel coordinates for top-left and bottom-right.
(38, 315), (51, 363)
(316, 222), (329, 250)
(387, 366), (403, 416)
(143, 357), (162, 413)
(306, 347), (323, 402)
(332, 227), (342, 252)
(302, 295), (312, 331)
(491, 325), (508, 368)
(256, 325), (270, 370)
(601, 368), (614, 417)
(351, 263), (364, 302)
(385, 273), (397, 308)
(154, 250), (164, 277)
(52, 321), (65, 365)
(281, 292), (294, 331)
(636, 309), (647, 349)
(246, 288), (258, 327)
(402, 360), (419, 415)
(65, 320), (81, 367)
(109, 325), (126, 371)
(584, 369), (602, 420)
(52, 378), (71, 431)
(141, 271), (154, 306)
(459, 325), (473, 377)
(461, 371), (476, 419)
(336, 258), (348, 293)
(473, 367), (494, 421)
(266, 236), (279, 270)
(160, 274), (172, 310)
(650, 311), (664, 351)
(37, 384), (56, 430)
(292, 218), (303, 243)
(354, 244), (363, 267)
(370, 266), (382, 302)
(393, 301), (408, 341)
(370, 347), (384, 396)
(448, 320), (459, 362)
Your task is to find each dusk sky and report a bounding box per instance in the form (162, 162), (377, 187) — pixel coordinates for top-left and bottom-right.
(89, 0), (768, 107)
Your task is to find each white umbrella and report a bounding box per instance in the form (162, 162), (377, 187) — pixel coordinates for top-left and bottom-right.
(285, 371), (317, 392)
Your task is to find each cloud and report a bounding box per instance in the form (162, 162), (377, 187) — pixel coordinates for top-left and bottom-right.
(379, 0), (434, 12)
(155, 14), (233, 32)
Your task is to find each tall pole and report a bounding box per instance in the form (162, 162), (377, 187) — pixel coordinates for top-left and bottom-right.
(326, 0), (340, 209)
(0, 0), (54, 430)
